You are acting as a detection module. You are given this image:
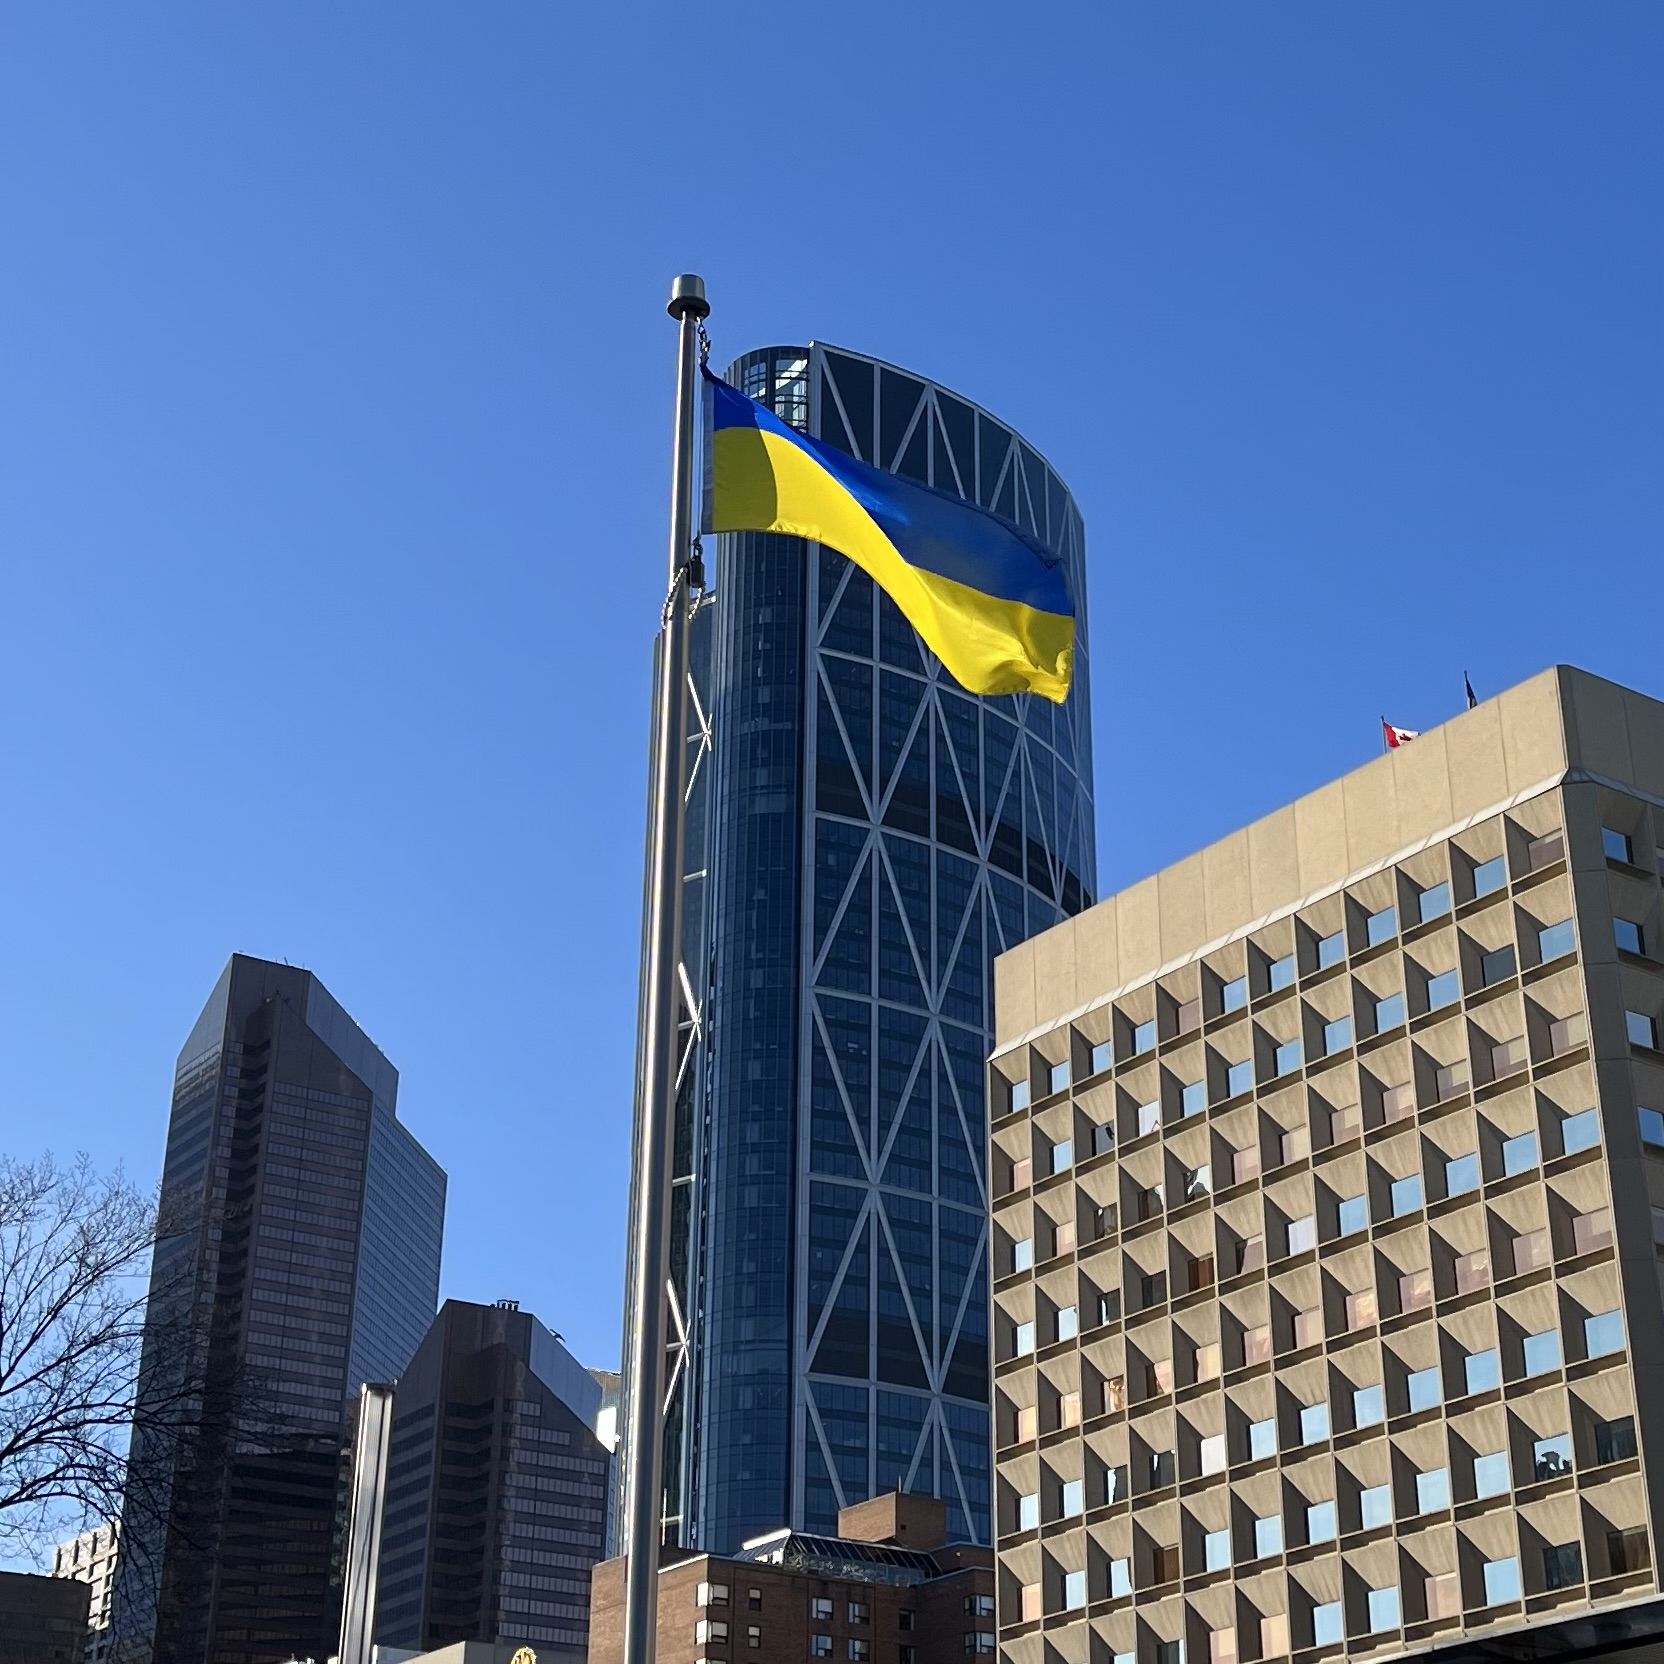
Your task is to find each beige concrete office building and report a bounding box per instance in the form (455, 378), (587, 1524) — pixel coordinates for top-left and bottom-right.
(988, 667), (1664, 1664)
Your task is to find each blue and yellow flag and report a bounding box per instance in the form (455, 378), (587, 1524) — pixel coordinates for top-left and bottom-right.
(703, 371), (1074, 702)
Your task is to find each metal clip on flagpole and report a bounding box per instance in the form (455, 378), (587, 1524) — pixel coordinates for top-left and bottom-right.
(622, 272), (709, 1664)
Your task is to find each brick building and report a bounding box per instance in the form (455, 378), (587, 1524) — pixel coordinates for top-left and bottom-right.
(588, 1492), (994, 1664)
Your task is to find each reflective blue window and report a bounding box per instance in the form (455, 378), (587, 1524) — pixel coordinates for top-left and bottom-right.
(1254, 1514), (1283, 1557)
(1061, 1478), (1084, 1517)
(1300, 1402), (1330, 1444)
(1011, 1238), (1033, 1273)
(1227, 1059), (1254, 1096)
(1133, 1019), (1157, 1055)
(1473, 1450), (1509, 1498)
(1391, 1174), (1424, 1216)
(1089, 1039), (1112, 1076)
(1368, 1586), (1401, 1632)
(1017, 1492), (1039, 1530)
(1522, 1328), (1561, 1377)
(1473, 855), (1507, 897)
(1446, 1152), (1479, 1196)
(1539, 920), (1576, 962)
(1375, 993), (1405, 1032)
(1616, 918), (1645, 955)
(1360, 1483), (1391, 1529)
(1338, 1194), (1368, 1235)
(1049, 1059), (1071, 1095)
(1181, 1079), (1206, 1116)
(1275, 1039), (1302, 1076)
(1205, 1527), (1231, 1571)
(1366, 907), (1398, 948)
(1483, 1557), (1521, 1606)
(1407, 1366), (1441, 1413)
(1533, 1432), (1572, 1479)
(1628, 1011), (1657, 1049)
(1427, 969), (1460, 1010)
(1585, 1310), (1624, 1358)
(1268, 954), (1296, 993)
(1353, 1384), (1384, 1427)
(1640, 1107), (1664, 1148)
(1419, 882), (1451, 923)
(1222, 976), (1249, 1013)
(1109, 1558), (1132, 1598)
(1051, 1139), (1073, 1175)
(1009, 1078), (1031, 1114)
(1307, 1500), (1337, 1543)
(1561, 1109), (1600, 1155)
(1502, 1131), (1538, 1176)
(1324, 1016), (1353, 1054)
(1464, 1349), (1500, 1394)
(1063, 1569), (1087, 1610)
(1481, 945), (1517, 985)
(1416, 1469), (1450, 1513)
(1317, 931), (1346, 970)
(1313, 1601), (1343, 1647)
(1603, 827), (1634, 864)
(1055, 1306), (1078, 1343)
(1248, 1417), (1276, 1460)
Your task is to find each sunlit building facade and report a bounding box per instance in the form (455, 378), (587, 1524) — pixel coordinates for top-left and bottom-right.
(624, 344), (1096, 1557)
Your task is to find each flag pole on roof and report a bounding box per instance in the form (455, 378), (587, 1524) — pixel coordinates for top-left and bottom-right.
(621, 272), (708, 1664)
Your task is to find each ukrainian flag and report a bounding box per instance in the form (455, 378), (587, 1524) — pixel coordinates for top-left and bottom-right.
(703, 370), (1074, 702)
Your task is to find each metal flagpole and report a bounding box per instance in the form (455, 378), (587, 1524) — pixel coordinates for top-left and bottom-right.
(622, 271), (709, 1664)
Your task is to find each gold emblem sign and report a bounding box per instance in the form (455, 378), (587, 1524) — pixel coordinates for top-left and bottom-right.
(510, 1651), (537, 1664)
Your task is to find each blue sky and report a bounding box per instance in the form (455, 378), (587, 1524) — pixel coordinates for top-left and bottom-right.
(1, 4), (1659, 1375)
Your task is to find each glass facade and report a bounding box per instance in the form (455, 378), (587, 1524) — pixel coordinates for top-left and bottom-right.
(627, 345), (1094, 1556)
(110, 955), (446, 1664)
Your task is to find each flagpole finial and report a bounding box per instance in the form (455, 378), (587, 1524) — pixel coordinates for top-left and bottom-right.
(668, 273), (710, 322)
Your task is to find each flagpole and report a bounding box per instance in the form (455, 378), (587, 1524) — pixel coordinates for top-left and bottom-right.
(622, 272), (708, 1664)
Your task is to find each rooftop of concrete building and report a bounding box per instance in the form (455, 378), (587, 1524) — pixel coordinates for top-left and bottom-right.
(995, 664), (1664, 1051)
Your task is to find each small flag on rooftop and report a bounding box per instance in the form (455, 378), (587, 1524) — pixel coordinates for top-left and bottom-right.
(1383, 719), (1418, 750)
(1465, 672), (1479, 710)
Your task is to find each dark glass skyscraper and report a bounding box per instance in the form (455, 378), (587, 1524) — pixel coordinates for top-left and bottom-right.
(625, 345), (1095, 1557)
(111, 954), (446, 1664)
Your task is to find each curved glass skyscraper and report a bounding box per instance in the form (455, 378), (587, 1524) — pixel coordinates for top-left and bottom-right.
(629, 343), (1095, 1556)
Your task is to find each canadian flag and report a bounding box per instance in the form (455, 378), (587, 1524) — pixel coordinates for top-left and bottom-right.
(1382, 719), (1419, 750)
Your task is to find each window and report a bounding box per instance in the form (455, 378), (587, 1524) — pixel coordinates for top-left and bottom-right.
(1528, 831), (1565, 869)
(1049, 1059), (1071, 1095)
(1275, 1038), (1302, 1076)
(1603, 827), (1634, 863)
(1200, 1434), (1229, 1479)
(1561, 1108), (1600, 1155)
(1573, 1209), (1612, 1254)
(1427, 969), (1460, 1010)
(1019, 1584), (1041, 1623)
(1009, 1157), (1032, 1191)
(1017, 1491), (1039, 1530)
(1105, 1464), (1127, 1503)
(1419, 882), (1451, 923)
(1483, 1556), (1521, 1606)
(1154, 1644), (1183, 1664)
(1473, 1449), (1509, 1498)
(1300, 1401), (1330, 1444)
(1009, 1078), (1031, 1114)
(1318, 930), (1346, 969)
(1360, 1482), (1391, 1530)
(1616, 918), (1645, 955)
(1345, 1288), (1377, 1330)
(1051, 1139), (1073, 1175)
(1539, 919), (1576, 962)
(1011, 1237), (1033, 1273)
(1307, 1499), (1337, 1543)
(1585, 1309), (1624, 1358)
(1287, 1214), (1316, 1255)
(1150, 1449), (1176, 1488)
(1063, 1569), (1087, 1610)
(1337, 1194), (1368, 1235)
(1522, 1327), (1562, 1377)
(1533, 1432), (1572, 1480)
(1324, 1016), (1353, 1054)
(1501, 1131), (1538, 1176)
(1473, 854), (1507, 897)
(1596, 1415), (1637, 1464)
(1544, 1542), (1582, 1591)
(1205, 1526), (1231, 1572)
(962, 1597), (991, 1620)
(1185, 1165), (1213, 1201)
(748, 1625), (761, 1649)
(1630, 1010), (1658, 1049)
(1416, 1467), (1450, 1512)
(1426, 1572), (1461, 1620)
(1060, 1478), (1084, 1517)
(1407, 1366), (1441, 1413)
(1375, 993), (1405, 1032)
(1092, 1123), (1114, 1157)
(811, 1635), (833, 1657)
(1464, 1348), (1500, 1394)
(1177, 998), (1202, 1034)
(1059, 1389), (1082, 1428)
(1269, 953), (1296, 992)
(964, 1636), (994, 1657)
(1435, 1059), (1470, 1099)
(1109, 1557), (1132, 1598)
(1312, 1600), (1343, 1647)
(1367, 1586), (1400, 1632)
(1014, 1321), (1035, 1357)
(1254, 1513), (1283, 1557)
(749, 1590), (763, 1612)
(1181, 1079), (1207, 1116)
(1281, 1125), (1310, 1165)
(1209, 1626), (1237, 1664)
(1134, 1018), (1157, 1054)
(1090, 1039), (1113, 1075)
(695, 1621), (729, 1644)
(1152, 1544), (1181, 1584)
(1641, 1107), (1664, 1147)
(1249, 1417), (1277, 1460)
(848, 1642), (870, 1662)
(1014, 1404), (1038, 1441)
(1223, 975), (1249, 1013)
(1293, 1307), (1323, 1348)
(848, 1601), (868, 1625)
(1399, 1268), (1433, 1312)
(698, 1582), (730, 1607)
(1138, 1099), (1162, 1137)
(1366, 906), (1398, 948)
(1510, 1225), (1548, 1278)
(1550, 1013), (1588, 1054)
(1481, 944), (1517, 985)
(811, 1599), (833, 1621)
(1390, 1173), (1424, 1216)
(1353, 1384), (1385, 1427)
(1227, 1058), (1254, 1096)
(1446, 1152), (1480, 1196)
(1608, 1526), (1651, 1574)
(1055, 1305), (1078, 1342)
